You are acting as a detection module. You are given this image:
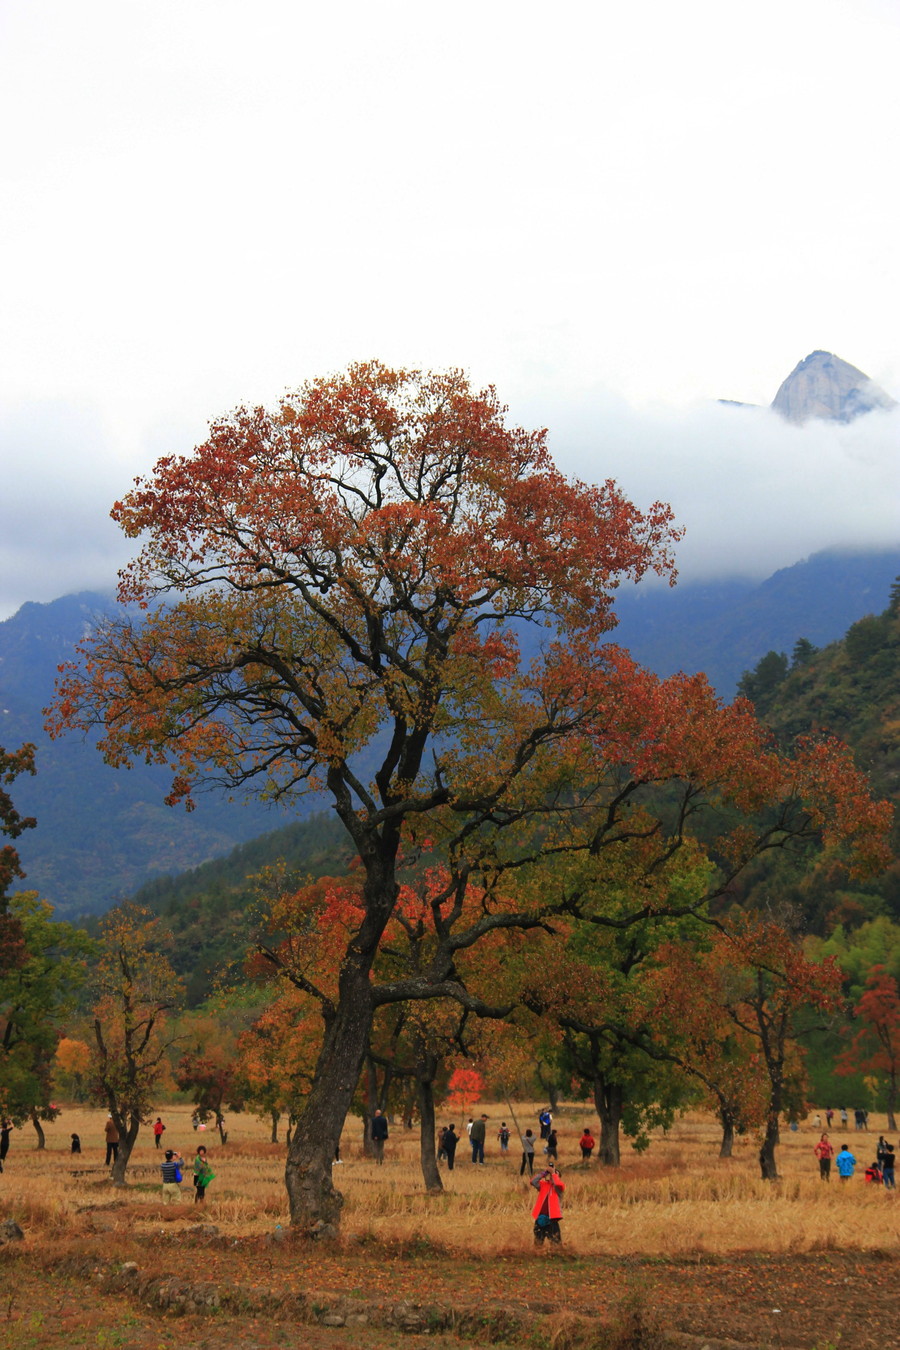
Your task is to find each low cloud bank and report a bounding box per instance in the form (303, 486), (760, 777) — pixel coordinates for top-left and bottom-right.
(1, 388), (897, 621)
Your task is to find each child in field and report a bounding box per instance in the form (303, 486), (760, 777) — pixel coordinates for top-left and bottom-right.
(579, 1128), (595, 1160)
(835, 1144), (856, 1180)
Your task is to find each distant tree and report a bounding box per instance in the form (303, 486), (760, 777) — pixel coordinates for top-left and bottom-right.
(844, 614), (890, 665)
(736, 650), (789, 713)
(90, 906), (183, 1183)
(837, 966), (900, 1130)
(791, 637), (818, 668)
(54, 1037), (92, 1102)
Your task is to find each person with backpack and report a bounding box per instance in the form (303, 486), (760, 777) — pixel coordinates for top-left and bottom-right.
(160, 1149), (184, 1203)
(153, 1117), (166, 1149)
(497, 1122), (510, 1153)
(530, 1165), (564, 1244)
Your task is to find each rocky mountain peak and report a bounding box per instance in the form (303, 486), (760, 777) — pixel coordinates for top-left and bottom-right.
(771, 350), (895, 425)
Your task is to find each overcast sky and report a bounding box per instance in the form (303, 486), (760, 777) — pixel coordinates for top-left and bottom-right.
(1, 0), (898, 619)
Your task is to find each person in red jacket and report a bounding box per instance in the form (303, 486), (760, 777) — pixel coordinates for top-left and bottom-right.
(530, 1166), (564, 1244)
(579, 1128), (596, 1161)
(153, 1118), (166, 1149)
(814, 1132), (834, 1180)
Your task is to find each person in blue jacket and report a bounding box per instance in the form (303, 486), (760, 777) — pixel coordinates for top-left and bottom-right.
(835, 1143), (856, 1180)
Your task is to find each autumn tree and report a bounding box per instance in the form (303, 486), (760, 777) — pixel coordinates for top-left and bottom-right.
(0, 744), (37, 977)
(837, 966), (900, 1129)
(710, 917), (842, 1179)
(90, 906), (183, 1183)
(0, 892), (90, 1145)
(49, 363), (891, 1232)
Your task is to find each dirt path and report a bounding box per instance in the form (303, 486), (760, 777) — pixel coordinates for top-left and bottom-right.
(0, 1235), (897, 1348)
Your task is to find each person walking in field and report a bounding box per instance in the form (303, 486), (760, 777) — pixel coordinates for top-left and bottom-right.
(530, 1165), (564, 1244)
(470, 1113), (487, 1164)
(497, 1122), (510, 1153)
(104, 1116), (120, 1167)
(814, 1132), (834, 1180)
(835, 1144), (856, 1181)
(579, 1127), (595, 1160)
(443, 1124), (458, 1170)
(193, 1145), (215, 1202)
(546, 1128), (558, 1163)
(160, 1149), (184, 1203)
(371, 1109), (388, 1164)
(881, 1141), (895, 1188)
(153, 1117), (166, 1149)
(520, 1128), (536, 1176)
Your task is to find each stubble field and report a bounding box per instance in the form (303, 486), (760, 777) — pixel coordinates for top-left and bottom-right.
(0, 1102), (897, 1349)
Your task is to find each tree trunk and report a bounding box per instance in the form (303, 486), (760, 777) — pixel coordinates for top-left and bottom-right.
(759, 1113), (779, 1180)
(284, 971), (374, 1233)
(362, 1056), (378, 1158)
(111, 1117), (139, 1186)
(270, 1111), (280, 1144)
(594, 1077), (622, 1167)
(718, 1108), (735, 1158)
(886, 1075), (897, 1132)
(216, 1113), (227, 1145)
(416, 1051), (442, 1193)
(30, 1112), (45, 1150)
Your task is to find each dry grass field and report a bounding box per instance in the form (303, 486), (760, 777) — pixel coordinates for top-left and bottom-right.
(0, 1101), (897, 1349)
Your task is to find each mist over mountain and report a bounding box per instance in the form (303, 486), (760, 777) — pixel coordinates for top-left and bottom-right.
(770, 350), (896, 425)
(3, 547), (898, 917)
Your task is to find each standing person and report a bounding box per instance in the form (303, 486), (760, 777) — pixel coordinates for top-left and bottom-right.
(470, 1113), (487, 1164)
(530, 1165), (564, 1244)
(876, 1135), (889, 1168)
(497, 1122), (510, 1154)
(437, 1126), (447, 1162)
(835, 1143), (856, 1181)
(579, 1127), (595, 1161)
(538, 1108), (552, 1141)
(104, 1116), (120, 1167)
(466, 1118), (474, 1140)
(443, 1124), (458, 1171)
(840, 1108), (848, 1128)
(153, 1118), (166, 1149)
(814, 1132), (834, 1180)
(371, 1108), (388, 1164)
(881, 1141), (895, 1188)
(193, 1145), (215, 1203)
(546, 1128), (558, 1163)
(160, 1148), (183, 1203)
(520, 1128), (536, 1176)
(826, 1108), (834, 1129)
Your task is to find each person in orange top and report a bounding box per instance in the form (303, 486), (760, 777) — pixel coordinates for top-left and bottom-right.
(578, 1128), (595, 1160)
(814, 1132), (834, 1180)
(530, 1166), (564, 1244)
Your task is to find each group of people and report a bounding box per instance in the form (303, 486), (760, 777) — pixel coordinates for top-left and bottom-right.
(159, 1144), (216, 1203)
(814, 1132), (897, 1186)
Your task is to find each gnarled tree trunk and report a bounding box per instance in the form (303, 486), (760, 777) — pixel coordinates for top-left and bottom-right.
(30, 1112), (45, 1150)
(416, 1049), (442, 1193)
(285, 969), (375, 1233)
(594, 1077), (623, 1167)
(718, 1108), (735, 1158)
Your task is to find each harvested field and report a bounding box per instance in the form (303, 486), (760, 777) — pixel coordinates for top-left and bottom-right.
(0, 1103), (897, 1348)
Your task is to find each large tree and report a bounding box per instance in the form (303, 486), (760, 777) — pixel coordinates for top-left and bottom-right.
(48, 363), (890, 1231)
